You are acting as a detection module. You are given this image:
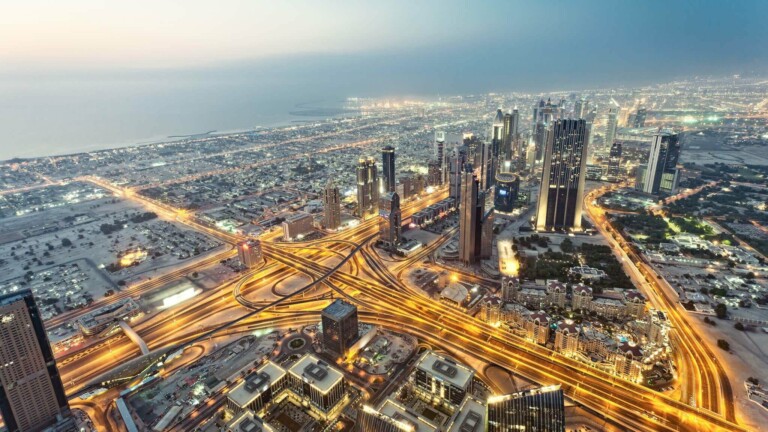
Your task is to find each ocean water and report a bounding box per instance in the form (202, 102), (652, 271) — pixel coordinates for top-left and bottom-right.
(0, 72), (355, 161)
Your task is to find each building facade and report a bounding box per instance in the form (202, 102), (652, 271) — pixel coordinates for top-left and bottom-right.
(494, 172), (519, 213)
(486, 386), (565, 432)
(382, 145), (396, 194)
(459, 164), (482, 265)
(641, 131), (681, 195)
(379, 192), (402, 249)
(0, 290), (71, 432)
(323, 178), (341, 230)
(535, 119), (589, 231)
(321, 300), (359, 358)
(356, 157), (379, 218)
(238, 239), (262, 269)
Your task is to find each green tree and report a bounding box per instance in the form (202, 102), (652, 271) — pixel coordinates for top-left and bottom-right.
(715, 303), (727, 319)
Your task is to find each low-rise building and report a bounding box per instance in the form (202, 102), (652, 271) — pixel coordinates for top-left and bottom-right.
(226, 361), (288, 414)
(411, 350), (475, 410)
(287, 354), (346, 419)
(554, 320), (580, 357)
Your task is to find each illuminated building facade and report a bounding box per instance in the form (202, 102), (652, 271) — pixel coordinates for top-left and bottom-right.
(535, 119), (589, 231)
(287, 355), (346, 418)
(356, 157), (379, 218)
(607, 142), (623, 181)
(427, 160), (442, 186)
(322, 177), (341, 230)
(411, 351), (474, 410)
(226, 361), (288, 414)
(321, 299), (359, 357)
(605, 108), (618, 148)
(486, 386), (565, 432)
(641, 131), (681, 195)
(238, 239), (263, 269)
(379, 192), (402, 249)
(494, 172), (519, 213)
(502, 110), (520, 162)
(0, 290), (71, 432)
(633, 108), (647, 128)
(459, 164), (482, 265)
(446, 145), (469, 200)
(382, 145), (396, 194)
(281, 212), (314, 241)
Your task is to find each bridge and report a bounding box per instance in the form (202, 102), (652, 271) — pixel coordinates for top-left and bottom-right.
(118, 321), (149, 355)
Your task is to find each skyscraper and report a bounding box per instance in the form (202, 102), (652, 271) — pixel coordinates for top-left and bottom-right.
(573, 98), (585, 118)
(494, 172), (520, 213)
(608, 142), (623, 181)
(237, 239), (263, 269)
(641, 131), (681, 195)
(477, 140), (494, 190)
(480, 208), (494, 259)
(535, 119), (589, 231)
(0, 290), (71, 432)
(356, 157), (379, 218)
(491, 109), (504, 158)
(435, 131), (446, 169)
(446, 145), (469, 200)
(502, 110), (520, 162)
(633, 108), (647, 128)
(323, 177), (341, 230)
(321, 299), (359, 358)
(486, 385), (565, 432)
(605, 108), (618, 148)
(378, 192), (402, 249)
(459, 164), (483, 265)
(427, 160), (442, 186)
(382, 145), (396, 194)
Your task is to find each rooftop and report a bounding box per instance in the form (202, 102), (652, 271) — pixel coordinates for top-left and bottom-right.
(378, 398), (438, 432)
(416, 351), (474, 390)
(227, 361), (286, 408)
(447, 395), (486, 432)
(322, 299), (357, 320)
(288, 354), (344, 394)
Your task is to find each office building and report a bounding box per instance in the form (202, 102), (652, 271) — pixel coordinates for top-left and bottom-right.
(0, 290), (71, 432)
(633, 108), (647, 128)
(502, 110), (520, 162)
(412, 351), (474, 410)
(376, 399), (439, 432)
(281, 212), (314, 241)
(486, 386), (565, 432)
(607, 142), (623, 181)
(477, 140), (495, 190)
(435, 131), (446, 169)
(382, 145), (396, 193)
(357, 405), (413, 432)
(446, 145), (469, 200)
(605, 108), (618, 149)
(323, 177), (341, 230)
(287, 354), (346, 418)
(459, 165), (482, 265)
(356, 157), (379, 218)
(573, 98), (585, 118)
(640, 131), (681, 195)
(427, 160), (442, 186)
(494, 172), (519, 213)
(237, 239), (263, 269)
(535, 119), (589, 231)
(226, 361), (288, 414)
(379, 192), (402, 249)
(321, 299), (359, 357)
(491, 108), (504, 158)
(532, 121), (548, 162)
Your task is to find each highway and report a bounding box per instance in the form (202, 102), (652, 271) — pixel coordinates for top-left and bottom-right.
(55, 176), (745, 431)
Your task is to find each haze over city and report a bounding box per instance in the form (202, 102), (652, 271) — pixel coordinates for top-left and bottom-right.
(1, 2), (768, 432)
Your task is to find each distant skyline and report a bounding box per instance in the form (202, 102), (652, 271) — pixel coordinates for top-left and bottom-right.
(1, 1), (767, 160)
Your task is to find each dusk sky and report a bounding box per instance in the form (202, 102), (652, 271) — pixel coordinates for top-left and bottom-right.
(2, 0), (768, 158)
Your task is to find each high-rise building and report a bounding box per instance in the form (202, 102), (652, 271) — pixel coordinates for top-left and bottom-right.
(446, 145), (468, 200)
(382, 145), (396, 194)
(641, 131), (681, 195)
(321, 299), (359, 357)
(282, 212), (314, 241)
(486, 385), (565, 432)
(322, 177), (341, 230)
(491, 109), (504, 159)
(237, 239), (263, 269)
(477, 141), (494, 190)
(573, 98), (585, 118)
(459, 164), (483, 265)
(379, 192), (402, 249)
(535, 119), (589, 231)
(502, 110), (520, 162)
(435, 131), (446, 169)
(480, 209), (494, 259)
(427, 160), (442, 186)
(356, 157), (379, 218)
(0, 290), (71, 432)
(494, 172), (520, 213)
(633, 108), (647, 128)
(605, 108), (618, 148)
(607, 142), (623, 181)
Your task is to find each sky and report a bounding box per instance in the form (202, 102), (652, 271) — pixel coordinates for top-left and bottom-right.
(2, 1), (768, 159)
(2, 0), (767, 90)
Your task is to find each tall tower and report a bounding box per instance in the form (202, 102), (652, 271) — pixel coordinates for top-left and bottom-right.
(323, 177), (341, 230)
(356, 157), (379, 218)
(459, 164), (482, 265)
(491, 109), (504, 159)
(536, 119), (589, 231)
(378, 192), (402, 249)
(608, 142), (623, 181)
(237, 239), (263, 269)
(382, 145), (396, 194)
(573, 99), (585, 118)
(321, 299), (359, 358)
(435, 131), (446, 169)
(0, 290), (71, 432)
(605, 108), (618, 148)
(447, 145), (468, 200)
(486, 386), (565, 432)
(477, 141), (495, 190)
(633, 108), (647, 128)
(502, 110), (520, 163)
(642, 131), (681, 195)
